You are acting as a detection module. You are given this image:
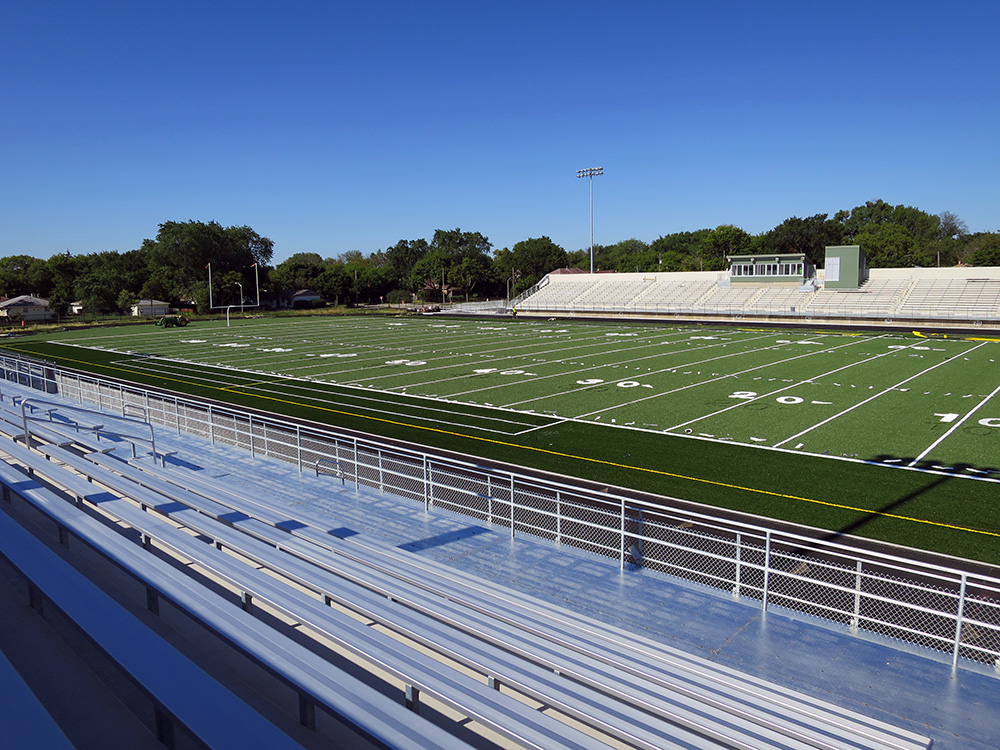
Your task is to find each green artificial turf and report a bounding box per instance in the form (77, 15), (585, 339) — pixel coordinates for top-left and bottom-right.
(4, 315), (999, 565)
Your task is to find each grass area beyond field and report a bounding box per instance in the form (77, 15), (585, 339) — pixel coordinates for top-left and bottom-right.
(4, 315), (999, 565)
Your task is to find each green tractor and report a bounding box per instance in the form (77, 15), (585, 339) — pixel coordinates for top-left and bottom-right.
(155, 314), (189, 328)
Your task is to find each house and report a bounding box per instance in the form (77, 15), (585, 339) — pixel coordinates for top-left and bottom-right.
(130, 299), (171, 317)
(0, 295), (55, 322)
(258, 289), (323, 310)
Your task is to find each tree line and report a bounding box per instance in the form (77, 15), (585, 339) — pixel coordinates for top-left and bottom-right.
(3, 201), (999, 313)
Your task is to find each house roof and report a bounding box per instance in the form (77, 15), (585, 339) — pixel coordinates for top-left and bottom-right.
(0, 295), (49, 308)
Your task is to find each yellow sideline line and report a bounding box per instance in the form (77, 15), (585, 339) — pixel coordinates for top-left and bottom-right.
(7, 343), (1000, 540)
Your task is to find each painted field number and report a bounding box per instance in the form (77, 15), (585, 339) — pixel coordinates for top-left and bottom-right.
(728, 391), (830, 406)
(935, 413), (1000, 427)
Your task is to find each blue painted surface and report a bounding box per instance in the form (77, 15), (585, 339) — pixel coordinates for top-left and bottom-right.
(8, 381), (1000, 750)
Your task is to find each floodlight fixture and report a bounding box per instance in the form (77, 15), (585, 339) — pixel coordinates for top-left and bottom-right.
(576, 167), (604, 273)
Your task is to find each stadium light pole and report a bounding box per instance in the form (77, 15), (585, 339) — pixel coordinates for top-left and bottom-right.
(576, 167), (603, 273)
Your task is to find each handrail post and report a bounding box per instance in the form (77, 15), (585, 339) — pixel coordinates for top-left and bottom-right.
(509, 474), (515, 538)
(620, 497), (626, 571)
(422, 455), (429, 511)
(733, 533), (741, 598)
(555, 490), (561, 545)
(952, 574), (969, 670)
(851, 560), (863, 632)
(762, 531), (772, 613)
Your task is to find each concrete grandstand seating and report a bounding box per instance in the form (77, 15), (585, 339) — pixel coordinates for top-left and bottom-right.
(508, 266), (1000, 324)
(896, 277), (1000, 319)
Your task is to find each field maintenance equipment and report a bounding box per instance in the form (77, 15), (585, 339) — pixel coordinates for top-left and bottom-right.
(155, 315), (189, 328)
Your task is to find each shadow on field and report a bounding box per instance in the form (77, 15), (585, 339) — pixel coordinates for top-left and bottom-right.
(821, 461), (955, 543)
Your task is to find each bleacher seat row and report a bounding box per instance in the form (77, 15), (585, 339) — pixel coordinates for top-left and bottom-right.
(0, 392), (931, 749)
(509, 268), (1000, 323)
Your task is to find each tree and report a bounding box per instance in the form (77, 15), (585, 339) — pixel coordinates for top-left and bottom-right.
(144, 220), (273, 302)
(116, 289), (137, 313)
(967, 233), (1000, 267)
(314, 263), (351, 306)
(74, 253), (125, 312)
(696, 225), (753, 271)
(46, 252), (81, 315)
(410, 229), (493, 302)
(600, 239), (651, 272)
(0, 255), (50, 297)
(271, 253), (325, 291)
(757, 214), (843, 266)
(854, 224), (919, 268)
(498, 237), (567, 294)
(452, 254), (491, 301)
(649, 230), (715, 272)
(384, 239), (429, 291)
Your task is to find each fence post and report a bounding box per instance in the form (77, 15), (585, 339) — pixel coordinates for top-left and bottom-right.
(952, 574), (969, 670)
(733, 533), (741, 598)
(620, 497), (626, 571)
(762, 530), (772, 613)
(296, 425), (302, 473)
(353, 437), (359, 491)
(555, 490), (562, 545)
(249, 414), (255, 458)
(209, 404), (215, 445)
(486, 474), (493, 525)
(851, 560), (863, 632)
(423, 456), (430, 511)
(509, 475), (515, 538)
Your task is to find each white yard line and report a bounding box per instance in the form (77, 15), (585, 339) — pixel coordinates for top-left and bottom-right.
(488, 333), (783, 405)
(773, 341), (990, 448)
(109, 356), (545, 434)
(663, 335), (918, 431)
(908, 370), (1000, 466)
(510, 418), (572, 436)
(574, 335), (883, 420)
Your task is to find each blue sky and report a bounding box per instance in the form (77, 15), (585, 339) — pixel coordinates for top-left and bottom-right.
(3, 1), (998, 264)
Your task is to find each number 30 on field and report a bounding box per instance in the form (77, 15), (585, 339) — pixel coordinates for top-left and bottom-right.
(935, 413), (1000, 427)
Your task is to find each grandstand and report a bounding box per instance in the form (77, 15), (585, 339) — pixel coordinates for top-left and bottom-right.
(505, 264), (1000, 329)
(6, 360), (997, 748)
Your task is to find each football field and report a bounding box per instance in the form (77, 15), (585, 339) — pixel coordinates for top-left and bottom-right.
(33, 315), (1000, 471)
(7, 315), (1000, 563)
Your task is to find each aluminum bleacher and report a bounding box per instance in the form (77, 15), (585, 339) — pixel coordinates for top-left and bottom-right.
(0, 381), (935, 749)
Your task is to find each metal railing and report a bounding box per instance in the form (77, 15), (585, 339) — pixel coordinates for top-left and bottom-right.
(2, 351), (999, 670)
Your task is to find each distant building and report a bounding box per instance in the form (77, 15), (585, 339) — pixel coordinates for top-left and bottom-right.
(130, 299), (171, 317)
(259, 289), (323, 310)
(0, 295), (55, 322)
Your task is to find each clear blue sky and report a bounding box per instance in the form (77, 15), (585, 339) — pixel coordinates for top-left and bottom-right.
(3, 1), (998, 264)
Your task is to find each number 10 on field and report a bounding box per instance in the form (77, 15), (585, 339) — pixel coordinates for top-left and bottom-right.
(935, 413), (1000, 427)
